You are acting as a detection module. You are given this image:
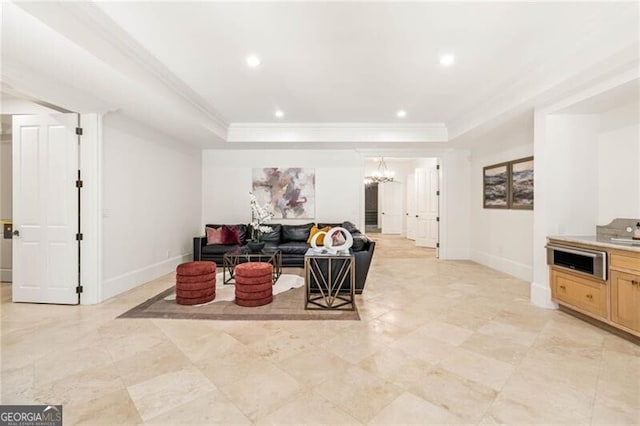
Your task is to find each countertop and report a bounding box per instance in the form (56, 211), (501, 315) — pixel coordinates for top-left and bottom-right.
(548, 235), (640, 253)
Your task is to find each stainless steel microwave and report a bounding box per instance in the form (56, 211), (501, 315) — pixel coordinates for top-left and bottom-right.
(546, 244), (607, 280)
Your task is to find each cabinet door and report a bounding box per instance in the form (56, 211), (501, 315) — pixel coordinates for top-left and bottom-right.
(610, 270), (640, 333)
(551, 269), (607, 319)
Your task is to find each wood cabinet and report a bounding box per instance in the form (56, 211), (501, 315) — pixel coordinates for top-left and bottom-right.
(609, 250), (640, 335)
(551, 269), (607, 318)
(548, 239), (640, 338)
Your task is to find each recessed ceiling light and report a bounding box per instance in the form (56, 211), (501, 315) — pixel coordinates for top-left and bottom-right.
(440, 54), (455, 66)
(246, 55), (261, 68)
(275, 110), (284, 118)
(396, 110), (407, 118)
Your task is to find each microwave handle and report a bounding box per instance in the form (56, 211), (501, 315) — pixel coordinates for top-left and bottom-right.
(545, 245), (599, 258)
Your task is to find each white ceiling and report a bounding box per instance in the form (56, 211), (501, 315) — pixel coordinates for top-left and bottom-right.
(1, 1), (638, 149)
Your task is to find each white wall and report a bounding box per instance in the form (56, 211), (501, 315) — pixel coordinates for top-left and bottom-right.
(597, 100), (640, 224)
(546, 115), (600, 235)
(531, 113), (600, 307)
(469, 118), (534, 281)
(439, 150), (471, 259)
(202, 150), (364, 229)
(101, 113), (201, 300)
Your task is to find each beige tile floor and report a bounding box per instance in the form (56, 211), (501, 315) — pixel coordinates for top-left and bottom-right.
(1, 234), (639, 425)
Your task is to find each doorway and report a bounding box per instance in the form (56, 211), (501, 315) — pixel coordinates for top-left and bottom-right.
(1, 93), (101, 304)
(0, 115), (12, 283)
(364, 182), (380, 233)
(362, 156), (440, 256)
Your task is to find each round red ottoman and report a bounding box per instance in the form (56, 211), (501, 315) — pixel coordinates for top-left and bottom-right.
(234, 262), (273, 307)
(176, 261), (216, 305)
(177, 261), (215, 276)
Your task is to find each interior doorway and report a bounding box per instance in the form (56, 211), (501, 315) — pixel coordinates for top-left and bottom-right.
(363, 156), (440, 256)
(12, 113), (81, 304)
(0, 115), (13, 283)
(364, 182), (380, 233)
(1, 92), (101, 304)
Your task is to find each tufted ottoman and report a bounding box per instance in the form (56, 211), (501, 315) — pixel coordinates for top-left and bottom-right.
(176, 261), (216, 305)
(234, 262), (273, 307)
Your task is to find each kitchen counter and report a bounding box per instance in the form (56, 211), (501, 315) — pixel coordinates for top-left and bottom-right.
(548, 235), (640, 253)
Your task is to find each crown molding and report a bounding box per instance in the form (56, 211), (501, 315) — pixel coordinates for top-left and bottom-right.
(448, 42), (640, 141)
(14, 1), (228, 140)
(1, 62), (116, 114)
(227, 122), (448, 143)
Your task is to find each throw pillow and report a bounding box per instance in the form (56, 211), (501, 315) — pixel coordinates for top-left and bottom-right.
(331, 229), (347, 246)
(206, 227), (223, 245)
(221, 225), (241, 245)
(342, 221), (360, 233)
(307, 225), (331, 245)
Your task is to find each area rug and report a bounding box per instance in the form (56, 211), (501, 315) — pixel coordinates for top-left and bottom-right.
(118, 273), (360, 321)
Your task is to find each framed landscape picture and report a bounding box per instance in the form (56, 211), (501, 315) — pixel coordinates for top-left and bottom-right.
(509, 156), (534, 209)
(483, 162), (510, 209)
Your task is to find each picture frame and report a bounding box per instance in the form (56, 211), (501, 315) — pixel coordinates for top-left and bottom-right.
(483, 162), (510, 209)
(509, 156), (534, 210)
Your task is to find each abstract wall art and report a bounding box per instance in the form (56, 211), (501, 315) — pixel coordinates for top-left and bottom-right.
(252, 168), (316, 218)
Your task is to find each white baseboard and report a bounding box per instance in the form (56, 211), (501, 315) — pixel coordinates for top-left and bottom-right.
(440, 247), (470, 260)
(530, 280), (558, 309)
(0, 268), (12, 282)
(100, 253), (192, 302)
(471, 250), (533, 282)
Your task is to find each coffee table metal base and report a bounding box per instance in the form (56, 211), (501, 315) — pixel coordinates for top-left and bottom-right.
(223, 249), (282, 285)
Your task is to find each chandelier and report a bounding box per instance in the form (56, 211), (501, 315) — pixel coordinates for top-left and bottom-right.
(364, 157), (395, 185)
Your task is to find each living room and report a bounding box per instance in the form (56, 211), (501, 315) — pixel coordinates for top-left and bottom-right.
(1, 1), (639, 424)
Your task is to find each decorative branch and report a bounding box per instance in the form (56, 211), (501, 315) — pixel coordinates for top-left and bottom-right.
(249, 192), (274, 241)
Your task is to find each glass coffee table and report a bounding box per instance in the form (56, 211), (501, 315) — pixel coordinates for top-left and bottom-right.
(223, 247), (282, 285)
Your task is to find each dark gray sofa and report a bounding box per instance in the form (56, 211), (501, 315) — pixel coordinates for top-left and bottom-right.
(193, 221), (375, 293)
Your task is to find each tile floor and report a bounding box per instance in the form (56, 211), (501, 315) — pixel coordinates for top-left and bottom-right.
(1, 234), (639, 425)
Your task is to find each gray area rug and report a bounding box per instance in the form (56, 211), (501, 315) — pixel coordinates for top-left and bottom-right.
(118, 275), (360, 321)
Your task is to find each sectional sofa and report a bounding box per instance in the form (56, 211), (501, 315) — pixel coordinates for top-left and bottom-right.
(193, 221), (375, 293)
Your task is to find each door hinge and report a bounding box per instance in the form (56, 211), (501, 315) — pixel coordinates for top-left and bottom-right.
(436, 217), (440, 222)
(76, 285), (83, 294)
(436, 190), (440, 196)
(75, 179), (83, 188)
(436, 164), (440, 170)
(75, 127), (83, 136)
(76, 233), (83, 241)
(436, 242), (440, 248)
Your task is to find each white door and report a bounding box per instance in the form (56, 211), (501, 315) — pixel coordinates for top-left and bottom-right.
(380, 181), (403, 234)
(425, 163), (440, 248)
(406, 173), (417, 240)
(415, 165), (440, 248)
(13, 114), (78, 304)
